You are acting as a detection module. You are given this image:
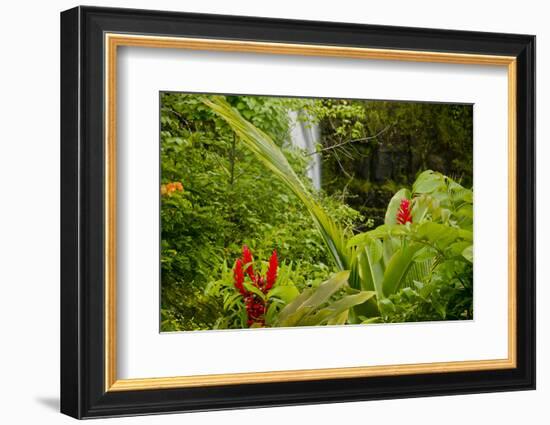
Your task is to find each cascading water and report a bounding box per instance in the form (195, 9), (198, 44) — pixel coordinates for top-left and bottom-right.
(288, 110), (322, 190)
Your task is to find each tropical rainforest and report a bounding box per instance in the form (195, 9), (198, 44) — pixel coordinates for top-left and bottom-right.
(160, 93), (473, 331)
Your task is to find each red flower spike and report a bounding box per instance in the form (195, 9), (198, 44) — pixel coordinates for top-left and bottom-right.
(396, 199), (413, 224)
(265, 250), (278, 291)
(235, 245), (280, 327)
(242, 245), (255, 281)
(233, 259), (245, 295)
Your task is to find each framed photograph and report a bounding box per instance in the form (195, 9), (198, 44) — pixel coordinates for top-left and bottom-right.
(60, 6), (535, 419)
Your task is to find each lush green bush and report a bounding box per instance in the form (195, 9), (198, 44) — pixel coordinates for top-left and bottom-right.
(382, 261), (473, 323)
(204, 246), (335, 329)
(348, 170), (474, 323)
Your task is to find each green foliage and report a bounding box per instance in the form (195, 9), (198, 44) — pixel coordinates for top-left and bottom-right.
(205, 97), (473, 325)
(162, 93), (473, 331)
(203, 96), (353, 271)
(205, 258), (332, 329)
(349, 170), (473, 322)
(160, 93), (358, 331)
(299, 99), (473, 226)
(273, 271), (375, 327)
(379, 262), (473, 322)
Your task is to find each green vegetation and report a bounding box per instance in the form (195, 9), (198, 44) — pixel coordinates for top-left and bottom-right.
(160, 93), (473, 331)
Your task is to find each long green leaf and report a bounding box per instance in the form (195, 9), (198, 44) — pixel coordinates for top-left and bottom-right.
(274, 271), (350, 327)
(364, 243), (385, 298)
(202, 96), (351, 271)
(301, 291), (376, 326)
(381, 243), (423, 296)
(272, 288), (314, 324)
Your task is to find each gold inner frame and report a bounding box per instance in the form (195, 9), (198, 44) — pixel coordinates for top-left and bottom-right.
(104, 33), (518, 392)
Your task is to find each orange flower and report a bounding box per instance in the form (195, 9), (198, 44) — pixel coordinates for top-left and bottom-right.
(160, 181), (184, 196)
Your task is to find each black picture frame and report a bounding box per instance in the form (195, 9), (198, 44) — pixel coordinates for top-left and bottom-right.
(61, 5), (536, 419)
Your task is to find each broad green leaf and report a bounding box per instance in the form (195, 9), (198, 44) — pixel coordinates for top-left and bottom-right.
(448, 241), (471, 258)
(448, 179), (472, 203)
(402, 259), (432, 289)
(303, 291), (375, 326)
(413, 246), (438, 262)
(382, 237), (396, 267)
(413, 170), (444, 194)
(349, 250), (380, 320)
(366, 237), (384, 264)
(381, 243), (423, 296)
(362, 243), (384, 298)
(273, 288), (313, 325)
(274, 271), (350, 327)
(355, 250), (373, 291)
(416, 222), (459, 250)
(347, 225), (407, 248)
(267, 285), (300, 304)
(298, 271), (350, 312)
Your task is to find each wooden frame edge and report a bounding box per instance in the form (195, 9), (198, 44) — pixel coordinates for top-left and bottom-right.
(507, 59), (518, 369)
(108, 358), (516, 391)
(104, 33), (518, 392)
(105, 33), (118, 390)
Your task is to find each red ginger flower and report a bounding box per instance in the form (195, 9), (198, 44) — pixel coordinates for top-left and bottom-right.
(242, 245), (255, 282)
(232, 246), (279, 327)
(233, 258), (245, 295)
(396, 198), (413, 224)
(265, 250), (278, 291)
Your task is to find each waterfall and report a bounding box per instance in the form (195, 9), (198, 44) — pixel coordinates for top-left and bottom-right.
(288, 111), (321, 190)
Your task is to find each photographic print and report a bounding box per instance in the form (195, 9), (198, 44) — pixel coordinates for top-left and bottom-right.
(61, 9), (535, 417)
(160, 93), (474, 332)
